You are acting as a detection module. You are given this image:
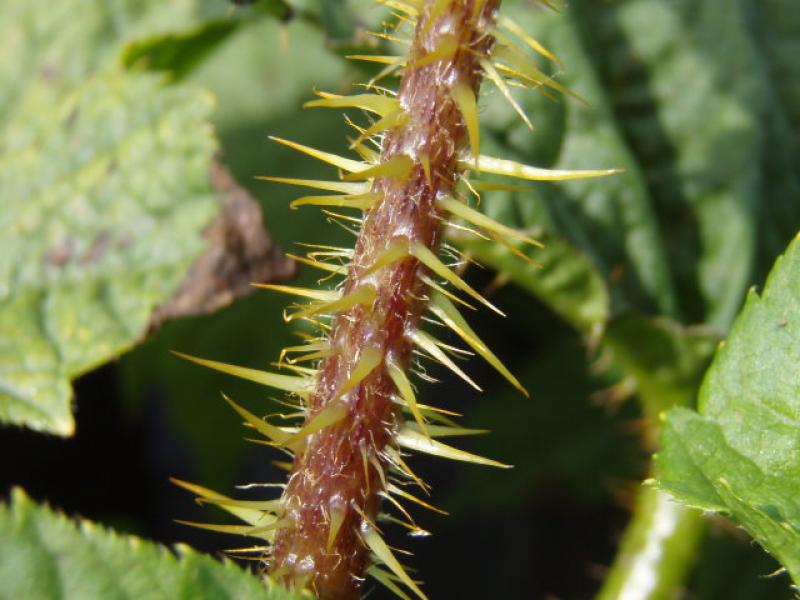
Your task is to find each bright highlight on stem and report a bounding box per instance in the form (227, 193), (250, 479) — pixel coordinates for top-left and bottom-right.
(174, 0), (616, 598)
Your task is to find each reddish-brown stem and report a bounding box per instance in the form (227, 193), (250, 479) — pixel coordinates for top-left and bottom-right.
(268, 1), (499, 597)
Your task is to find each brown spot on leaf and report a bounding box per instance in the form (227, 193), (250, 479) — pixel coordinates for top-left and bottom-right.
(148, 160), (295, 330)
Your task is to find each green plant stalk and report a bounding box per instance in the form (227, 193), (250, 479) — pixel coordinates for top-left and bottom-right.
(597, 318), (715, 599)
(597, 486), (704, 600)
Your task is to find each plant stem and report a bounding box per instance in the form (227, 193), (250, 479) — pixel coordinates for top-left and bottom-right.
(597, 317), (714, 599)
(597, 487), (704, 600)
(268, 1), (500, 597)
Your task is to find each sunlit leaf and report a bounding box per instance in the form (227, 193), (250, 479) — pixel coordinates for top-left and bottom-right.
(0, 489), (301, 600)
(657, 235), (800, 583)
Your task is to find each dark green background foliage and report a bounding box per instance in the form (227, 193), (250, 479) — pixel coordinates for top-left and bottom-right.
(1, 0), (798, 598)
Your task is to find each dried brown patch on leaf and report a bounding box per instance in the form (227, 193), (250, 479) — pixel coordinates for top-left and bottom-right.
(150, 161), (296, 330)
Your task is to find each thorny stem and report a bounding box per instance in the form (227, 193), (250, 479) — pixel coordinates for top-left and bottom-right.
(268, 0), (500, 597)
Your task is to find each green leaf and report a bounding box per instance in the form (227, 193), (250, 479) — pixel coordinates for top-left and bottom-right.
(120, 1), (294, 81)
(0, 71), (218, 436)
(0, 488), (301, 600)
(470, 2), (677, 329)
(118, 16), (356, 489)
(316, 0), (357, 42)
(122, 21), (244, 82)
(0, 0), (226, 435)
(464, 0), (800, 334)
(656, 234), (800, 582)
(0, 0), (259, 105)
(571, 0), (800, 330)
(456, 3), (799, 593)
(746, 0), (800, 284)
(754, 1), (800, 131)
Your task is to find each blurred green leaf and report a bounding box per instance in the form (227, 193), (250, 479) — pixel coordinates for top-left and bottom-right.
(455, 2), (800, 594)
(755, 0), (800, 131)
(0, 0), (260, 435)
(657, 234), (800, 582)
(571, 0), (800, 331)
(472, 2), (676, 329)
(0, 488), (300, 600)
(467, 0), (800, 334)
(746, 0), (800, 283)
(119, 17), (357, 489)
(0, 0), (263, 105)
(121, 0), (295, 81)
(123, 21), (244, 81)
(316, 0), (356, 42)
